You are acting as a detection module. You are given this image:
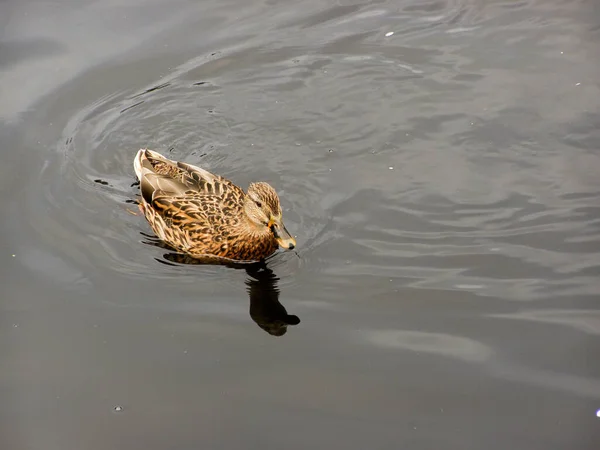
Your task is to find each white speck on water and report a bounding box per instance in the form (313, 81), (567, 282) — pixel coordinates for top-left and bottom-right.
(12, 324), (18, 328)
(389, 166), (394, 170)
(11, 254), (16, 257)
(328, 168), (332, 172)
(596, 409), (600, 418)
(385, 31), (394, 37)
(575, 82), (581, 86)
(114, 406), (123, 413)
(560, 51), (564, 54)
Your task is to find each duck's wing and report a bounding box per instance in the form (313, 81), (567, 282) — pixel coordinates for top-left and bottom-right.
(149, 192), (243, 254)
(134, 148), (244, 204)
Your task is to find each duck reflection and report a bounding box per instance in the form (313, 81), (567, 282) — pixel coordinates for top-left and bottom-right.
(141, 233), (300, 336)
(245, 264), (300, 336)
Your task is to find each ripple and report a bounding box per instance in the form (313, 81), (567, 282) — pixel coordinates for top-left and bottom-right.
(366, 329), (492, 363)
(491, 309), (600, 336)
(26, 51), (336, 293)
(16, 0), (600, 308)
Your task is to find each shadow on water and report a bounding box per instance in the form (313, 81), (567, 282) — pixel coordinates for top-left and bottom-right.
(140, 231), (301, 337)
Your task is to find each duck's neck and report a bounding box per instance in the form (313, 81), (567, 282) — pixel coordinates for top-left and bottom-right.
(239, 215), (271, 239)
(233, 215), (278, 260)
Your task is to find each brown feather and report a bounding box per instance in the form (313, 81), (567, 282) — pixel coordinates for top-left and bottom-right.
(133, 149), (286, 262)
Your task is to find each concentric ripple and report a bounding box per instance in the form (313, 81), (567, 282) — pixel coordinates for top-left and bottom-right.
(18, 0), (600, 305)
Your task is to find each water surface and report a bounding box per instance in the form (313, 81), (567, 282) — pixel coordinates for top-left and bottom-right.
(1, 0), (599, 448)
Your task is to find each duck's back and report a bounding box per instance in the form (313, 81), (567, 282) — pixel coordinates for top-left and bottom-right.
(133, 149), (276, 261)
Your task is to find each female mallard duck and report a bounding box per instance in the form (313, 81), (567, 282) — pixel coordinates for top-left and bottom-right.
(133, 149), (296, 262)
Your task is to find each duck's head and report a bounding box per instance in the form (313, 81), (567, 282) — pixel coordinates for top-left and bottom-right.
(244, 182), (296, 250)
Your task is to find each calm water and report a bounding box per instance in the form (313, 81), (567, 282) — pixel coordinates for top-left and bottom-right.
(1, 0), (599, 448)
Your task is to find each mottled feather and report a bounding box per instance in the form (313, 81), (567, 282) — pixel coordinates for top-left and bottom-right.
(133, 149), (294, 262)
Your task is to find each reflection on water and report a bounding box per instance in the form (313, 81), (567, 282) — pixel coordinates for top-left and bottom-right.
(246, 265), (300, 336)
(491, 309), (600, 336)
(142, 231), (300, 336)
(366, 329), (491, 363)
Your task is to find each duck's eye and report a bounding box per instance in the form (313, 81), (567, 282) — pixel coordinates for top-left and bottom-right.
(255, 201), (263, 208)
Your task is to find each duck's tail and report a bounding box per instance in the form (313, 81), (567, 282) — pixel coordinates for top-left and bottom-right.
(133, 148), (148, 181)
(133, 148), (172, 180)
(134, 149), (191, 204)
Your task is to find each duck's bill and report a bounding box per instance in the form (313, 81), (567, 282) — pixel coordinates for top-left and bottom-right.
(269, 219), (296, 250)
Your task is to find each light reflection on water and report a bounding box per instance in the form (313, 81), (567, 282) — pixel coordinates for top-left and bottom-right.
(366, 329), (492, 362)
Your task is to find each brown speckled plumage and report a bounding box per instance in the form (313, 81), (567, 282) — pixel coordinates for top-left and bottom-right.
(133, 149), (296, 262)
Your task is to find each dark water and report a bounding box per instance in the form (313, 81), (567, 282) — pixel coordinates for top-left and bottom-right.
(2, 0), (600, 448)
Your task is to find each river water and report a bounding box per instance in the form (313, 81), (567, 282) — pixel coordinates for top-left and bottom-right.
(1, 0), (599, 448)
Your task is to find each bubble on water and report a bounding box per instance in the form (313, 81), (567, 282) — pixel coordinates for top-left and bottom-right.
(114, 405), (123, 413)
(385, 31), (394, 37)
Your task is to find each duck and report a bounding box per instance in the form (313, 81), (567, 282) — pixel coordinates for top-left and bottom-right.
(133, 148), (296, 262)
